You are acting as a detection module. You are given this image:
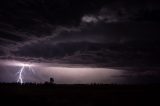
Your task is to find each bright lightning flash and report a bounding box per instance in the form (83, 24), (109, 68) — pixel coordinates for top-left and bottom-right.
(17, 63), (35, 84)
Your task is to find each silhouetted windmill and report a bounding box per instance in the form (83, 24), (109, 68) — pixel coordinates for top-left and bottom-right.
(50, 77), (54, 84)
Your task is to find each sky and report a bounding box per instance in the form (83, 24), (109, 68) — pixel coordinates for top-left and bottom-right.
(0, 0), (160, 84)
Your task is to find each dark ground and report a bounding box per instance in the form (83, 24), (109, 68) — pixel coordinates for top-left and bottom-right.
(0, 83), (160, 106)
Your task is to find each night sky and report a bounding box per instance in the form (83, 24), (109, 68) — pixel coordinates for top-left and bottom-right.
(0, 0), (160, 84)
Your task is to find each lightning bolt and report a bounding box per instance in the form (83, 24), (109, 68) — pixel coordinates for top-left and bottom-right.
(17, 64), (35, 84)
(29, 66), (35, 74)
(17, 65), (25, 84)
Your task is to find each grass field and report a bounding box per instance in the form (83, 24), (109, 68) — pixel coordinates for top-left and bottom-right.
(0, 83), (159, 106)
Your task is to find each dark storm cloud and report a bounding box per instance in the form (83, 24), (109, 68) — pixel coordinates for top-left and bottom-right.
(115, 67), (160, 84)
(11, 40), (160, 67)
(82, 0), (160, 23)
(0, 0), (107, 55)
(0, 0), (160, 84)
(0, 0), (160, 67)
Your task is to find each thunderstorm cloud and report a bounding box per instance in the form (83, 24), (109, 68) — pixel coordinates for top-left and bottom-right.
(0, 0), (160, 83)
